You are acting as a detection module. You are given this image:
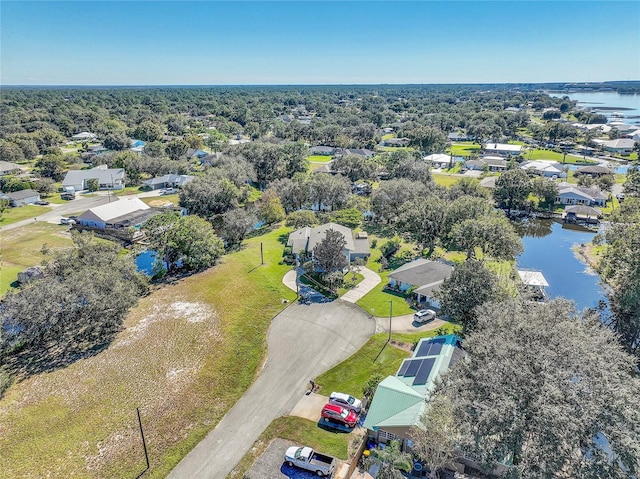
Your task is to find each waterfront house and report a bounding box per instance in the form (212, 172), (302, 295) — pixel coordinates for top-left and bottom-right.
(575, 165), (613, 177)
(555, 183), (607, 207)
(77, 197), (159, 230)
(601, 138), (635, 156)
(387, 258), (453, 307)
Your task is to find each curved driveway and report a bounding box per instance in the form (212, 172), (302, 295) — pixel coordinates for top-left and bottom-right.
(167, 300), (375, 479)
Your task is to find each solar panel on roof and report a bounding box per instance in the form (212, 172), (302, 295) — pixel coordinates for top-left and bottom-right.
(413, 358), (436, 386)
(404, 359), (422, 377)
(416, 341), (432, 357)
(398, 360), (411, 376)
(427, 341), (443, 356)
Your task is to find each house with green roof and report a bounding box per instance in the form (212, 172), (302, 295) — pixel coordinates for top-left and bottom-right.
(363, 334), (464, 450)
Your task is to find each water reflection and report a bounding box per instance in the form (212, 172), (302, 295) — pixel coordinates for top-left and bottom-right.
(512, 218), (553, 238)
(515, 219), (606, 310)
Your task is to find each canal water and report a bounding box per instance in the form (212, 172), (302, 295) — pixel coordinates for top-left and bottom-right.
(514, 219), (607, 311)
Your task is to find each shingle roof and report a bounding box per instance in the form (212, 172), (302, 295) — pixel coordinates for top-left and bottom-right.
(5, 189), (39, 200)
(388, 259), (453, 289)
(63, 167), (125, 187)
(287, 223), (355, 254)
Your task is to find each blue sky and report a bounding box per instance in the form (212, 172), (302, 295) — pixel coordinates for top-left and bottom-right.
(1, 1), (639, 85)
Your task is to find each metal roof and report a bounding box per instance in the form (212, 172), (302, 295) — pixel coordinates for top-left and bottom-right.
(518, 270), (549, 287)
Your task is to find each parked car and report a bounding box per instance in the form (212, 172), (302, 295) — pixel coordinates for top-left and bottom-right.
(414, 309), (436, 323)
(329, 392), (362, 414)
(60, 217), (76, 225)
(284, 446), (336, 477)
(61, 192), (76, 200)
(35, 200), (50, 206)
(321, 403), (358, 428)
(162, 187), (176, 194)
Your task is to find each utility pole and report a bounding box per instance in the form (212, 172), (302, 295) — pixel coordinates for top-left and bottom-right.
(260, 242), (264, 265)
(388, 300), (392, 342)
(136, 407), (149, 478)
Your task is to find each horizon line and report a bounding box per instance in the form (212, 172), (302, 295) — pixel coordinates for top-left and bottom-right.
(1, 80), (639, 89)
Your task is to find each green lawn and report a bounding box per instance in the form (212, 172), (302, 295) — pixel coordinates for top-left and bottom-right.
(0, 222), (74, 295)
(0, 205), (51, 226)
(306, 155), (333, 163)
(377, 146), (415, 152)
(524, 149), (595, 164)
(114, 186), (145, 196)
(315, 334), (411, 398)
(229, 416), (351, 479)
(432, 173), (461, 188)
(0, 225), (298, 478)
(356, 239), (416, 317)
(447, 142), (480, 157)
(381, 133), (395, 141)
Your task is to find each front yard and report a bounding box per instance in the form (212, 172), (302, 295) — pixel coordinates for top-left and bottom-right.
(0, 204), (52, 226)
(0, 225), (297, 478)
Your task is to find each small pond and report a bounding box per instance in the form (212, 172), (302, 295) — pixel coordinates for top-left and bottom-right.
(514, 219), (607, 311)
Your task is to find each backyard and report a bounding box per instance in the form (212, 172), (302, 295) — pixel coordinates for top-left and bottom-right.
(0, 222), (73, 295)
(0, 225), (297, 478)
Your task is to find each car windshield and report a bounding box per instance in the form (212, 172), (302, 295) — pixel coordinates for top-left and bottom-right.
(347, 396), (355, 405)
(294, 447), (303, 459)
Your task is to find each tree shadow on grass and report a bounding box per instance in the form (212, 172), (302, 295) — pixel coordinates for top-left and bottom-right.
(2, 330), (118, 380)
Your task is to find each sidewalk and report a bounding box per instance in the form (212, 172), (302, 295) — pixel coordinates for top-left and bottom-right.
(282, 266), (381, 304)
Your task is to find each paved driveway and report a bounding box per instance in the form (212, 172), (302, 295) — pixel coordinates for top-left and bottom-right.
(167, 300), (375, 479)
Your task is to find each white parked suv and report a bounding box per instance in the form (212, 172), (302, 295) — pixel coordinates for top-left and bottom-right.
(328, 392), (362, 414)
(414, 309), (436, 324)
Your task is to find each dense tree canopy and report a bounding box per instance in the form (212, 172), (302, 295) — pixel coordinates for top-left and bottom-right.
(436, 299), (640, 479)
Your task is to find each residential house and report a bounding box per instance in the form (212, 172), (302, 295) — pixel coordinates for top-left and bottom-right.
(71, 131), (97, 142)
(143, 174), (195, 190)
(575, 165), (613, 177)
(424, 153), (452, 168)
(465, 156), (507, 172)
(600, 138), (635, 155)
(2, 189), (40, 207)
(286, 222), (370, 265)
(382, 137), (410, 147)
(0, 161), (23, 175)
(484, 143), (523, 157)
(520, 160), (567, 178)
(555, 183), (607, 207)
(387, 258), (453, 307)
(363, 335), (465, 451)
(447, 131), (471, 142)
(310, 146), (336, 156)
(77, 197), (159, 230)
(335, 148), (375, 159)
(62, 165), (125, 191)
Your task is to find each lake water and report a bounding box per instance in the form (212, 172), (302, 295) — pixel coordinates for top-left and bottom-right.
(514, 219), (606, 311)
(136, 250), (157, 275)
(549, 91), (640, 125)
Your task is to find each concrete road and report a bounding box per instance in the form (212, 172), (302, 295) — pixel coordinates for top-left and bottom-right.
(167, 300), (375, 479)
(0, 189), (164, 232)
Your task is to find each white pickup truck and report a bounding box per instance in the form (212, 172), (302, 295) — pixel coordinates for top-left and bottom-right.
(284, 445), (336, 476)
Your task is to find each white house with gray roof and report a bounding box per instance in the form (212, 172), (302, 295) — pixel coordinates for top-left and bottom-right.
(287, 222), (369, 264)
(77, 197), (158, 230)
(387, 258), (453, 307)
(555, 183), (607, 207)
(63, 165), (125, 191)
